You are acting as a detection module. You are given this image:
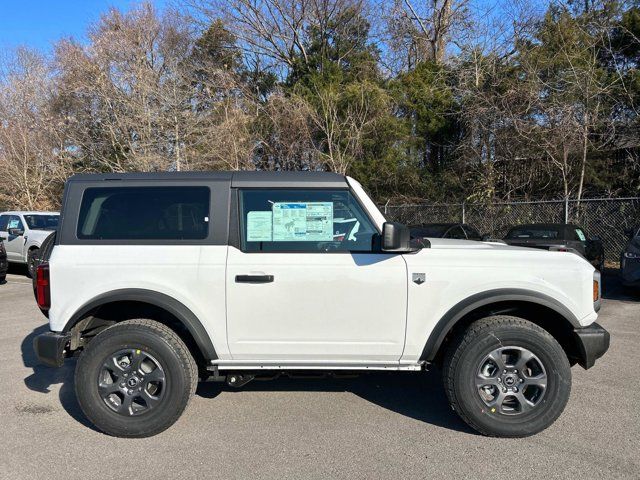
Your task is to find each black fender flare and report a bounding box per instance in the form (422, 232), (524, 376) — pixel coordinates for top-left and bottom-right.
(62, 288), (217, 360)
(419, 288), (580, 362)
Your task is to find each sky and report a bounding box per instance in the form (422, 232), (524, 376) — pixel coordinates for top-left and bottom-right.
(0, 0), (167, 53)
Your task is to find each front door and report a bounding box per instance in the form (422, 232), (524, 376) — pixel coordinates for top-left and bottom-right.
(0, 215), (25, 262)
(225, 188), (408, 363)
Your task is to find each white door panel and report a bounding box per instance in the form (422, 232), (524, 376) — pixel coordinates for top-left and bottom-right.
(3, 215), (26, 261)
(226, 247), (408, 361)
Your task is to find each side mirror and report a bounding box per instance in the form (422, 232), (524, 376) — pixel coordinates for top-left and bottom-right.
(382, 222), (416, 252)
(8, 228), (24, 236)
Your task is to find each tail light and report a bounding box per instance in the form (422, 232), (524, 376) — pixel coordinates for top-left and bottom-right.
(36, 262), (50, 310)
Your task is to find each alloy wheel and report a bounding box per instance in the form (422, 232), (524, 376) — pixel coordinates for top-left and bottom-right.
(97, 348), (166, 416)
(475, 346), (547, 415)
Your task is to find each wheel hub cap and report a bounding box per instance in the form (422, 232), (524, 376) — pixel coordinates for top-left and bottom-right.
(503, 374), (518, 387)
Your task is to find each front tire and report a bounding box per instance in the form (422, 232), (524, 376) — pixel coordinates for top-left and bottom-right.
(26, 249), (39, 278)
(75, 319), (198, 438)
(443, 315), (571, 437)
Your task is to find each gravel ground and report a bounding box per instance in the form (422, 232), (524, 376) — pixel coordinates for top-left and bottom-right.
(0, 267), (638, 480)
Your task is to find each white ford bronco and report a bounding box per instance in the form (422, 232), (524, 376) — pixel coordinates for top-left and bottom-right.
(33, 172), (609, 438)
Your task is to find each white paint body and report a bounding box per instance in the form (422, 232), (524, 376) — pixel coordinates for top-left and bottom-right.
(47, 178), (598, 369)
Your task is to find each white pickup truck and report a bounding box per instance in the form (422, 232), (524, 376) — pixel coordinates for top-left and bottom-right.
(0, 211), (59, 277)
(33, 171), (609, 438)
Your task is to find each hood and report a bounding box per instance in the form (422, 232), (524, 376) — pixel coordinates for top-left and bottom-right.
(426, 238), (531, 251)
(409, 237), (594, 271)
(27, 229), (56, 241)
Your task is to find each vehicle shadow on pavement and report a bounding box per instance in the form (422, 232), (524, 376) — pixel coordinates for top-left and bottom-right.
(21, 324), (97, 432)
(602, 268), (640, 301)
(196, 370), (476, 434)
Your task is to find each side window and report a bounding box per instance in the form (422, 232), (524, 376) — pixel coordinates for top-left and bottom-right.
(77, 186), (210, 240)
(0, 215), (8, 231)
(7, 215), (24, 231)
(239, 189), (378, 252)
(446, 225), (466, 239)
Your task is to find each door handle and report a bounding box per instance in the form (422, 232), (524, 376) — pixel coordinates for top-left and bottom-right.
(235, 274), (274, 283)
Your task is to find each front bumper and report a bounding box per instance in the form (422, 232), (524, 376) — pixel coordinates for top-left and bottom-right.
(33, 331), (71, 368)
(573, 323), (610, 369)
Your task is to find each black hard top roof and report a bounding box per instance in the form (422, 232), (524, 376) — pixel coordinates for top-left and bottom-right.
(66, 170), (348, 188)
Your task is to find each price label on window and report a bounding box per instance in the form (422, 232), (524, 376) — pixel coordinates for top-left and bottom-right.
(272, 202), (333, 241)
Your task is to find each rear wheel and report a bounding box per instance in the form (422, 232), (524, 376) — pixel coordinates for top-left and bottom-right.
(75, 319), (198, 437)
(442, 315), (571, 437)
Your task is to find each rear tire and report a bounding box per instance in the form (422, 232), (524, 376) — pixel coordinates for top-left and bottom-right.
(75, 319), (198, 438)
(442, 315), (571, 438)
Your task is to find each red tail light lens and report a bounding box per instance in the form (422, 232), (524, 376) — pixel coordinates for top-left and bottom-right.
(36, 262), (50, 310)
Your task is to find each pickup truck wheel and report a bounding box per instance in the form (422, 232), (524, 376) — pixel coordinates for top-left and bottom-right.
(26, 249), (39, 278)
(75, 319), (198, 438)
(442, 315), (571, 438)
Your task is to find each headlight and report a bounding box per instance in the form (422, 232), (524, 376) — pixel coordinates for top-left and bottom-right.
(624, 251), (640, 259)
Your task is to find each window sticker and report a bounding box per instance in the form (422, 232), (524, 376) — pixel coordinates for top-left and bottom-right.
(246, 211), (273, 241)
(272, 202), (333, 241)
(7, 219), (19, 229)
(575, 229), (586, 241)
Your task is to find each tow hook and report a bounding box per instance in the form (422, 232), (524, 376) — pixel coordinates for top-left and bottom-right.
(225, 374), (255, 388)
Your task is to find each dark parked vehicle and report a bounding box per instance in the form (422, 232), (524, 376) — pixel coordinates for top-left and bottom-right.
(504, 223), (604, 271)
(621, 226), (640, 288)
(0, 239), (7, 283)
(410, 223), (482, 241)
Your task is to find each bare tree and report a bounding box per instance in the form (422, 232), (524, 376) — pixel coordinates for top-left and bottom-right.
(311, 81), (388, 174)
(190, 0), (369, 77)
(256, 91), (321, 170)
(0, 48), (69, 209)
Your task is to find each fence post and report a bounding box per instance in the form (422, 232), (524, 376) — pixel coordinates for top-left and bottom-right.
(383, 199), (390, 216)
(461, 201), (466, 223)
(564, 197), (569, 224)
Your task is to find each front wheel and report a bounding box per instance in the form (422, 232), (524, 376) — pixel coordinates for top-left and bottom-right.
(26, 249), (39, 278)
(442, 315), (571, 437)
(75, 319), (198, 437)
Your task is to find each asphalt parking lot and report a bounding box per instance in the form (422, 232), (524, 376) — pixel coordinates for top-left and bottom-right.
(0, 267), (638, 480)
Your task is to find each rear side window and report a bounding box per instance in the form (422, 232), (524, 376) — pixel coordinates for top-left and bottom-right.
(77, 187), (210, 240)
(0, 215), (8, 231)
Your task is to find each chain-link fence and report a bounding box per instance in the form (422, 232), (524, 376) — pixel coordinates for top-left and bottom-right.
(383, 197), (640, 266)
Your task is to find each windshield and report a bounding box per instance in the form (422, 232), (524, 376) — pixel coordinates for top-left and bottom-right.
(23, 215), (59, 231)
(506, 227), (560, 239)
